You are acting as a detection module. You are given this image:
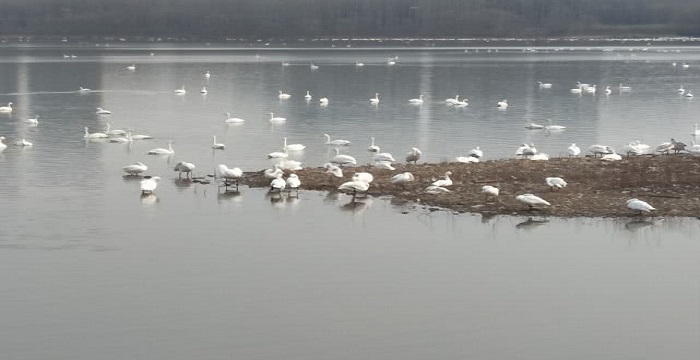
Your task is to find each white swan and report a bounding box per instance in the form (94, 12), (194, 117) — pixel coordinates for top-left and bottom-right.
(324, 163), (343, 178)
(353, 172), (374, 183)
(200, 87), (208, 94)
(537, 81), (552, 89)
(530, 153), (549, 161)
(264, 164), (284, 179)
(278, 90), (291, 100)
(370, 93), (380, 104)
(331, 148), (357, 166)
(544, 119), (566, 131)
(627, 198), (655, 214)
(455, 156), (479, 163)
(469, 146), (483, 159)
(212, 135), (225, 150)
(373, 161), (395, 170)
(270, 173), (286, 192)
(545, 177), (567, 190)
(123, 162), (148, 176)
(174, 86), (186, 94)
(431, 171), (453, 187)
(267, 150), (288, 159)
(140, 176), (161, 194)
(0, 136), (6, 151)
(216, 164), (243, 183)
(319, 97), (329, 105)
(445, 95), (460, 105)
(105, 123), (126, 136)
(516, 143), (537, 157)
(405, 147), (422, 164)
(147, 142), (174, 155)
(25, 115), (39, 125)
(173, 161), (195, 178)
(310, 63), (319, 70)
(570, 87), (582, 94)
(585, 85), (597, 95)
(601, 149), (622, 161)
(373, 151), (395, 162)
(692, 124), (700, 136)
(84, 127), (108, 139)
(338, 179), (370, 195)
(367, 137), (380, 152)
(589, 144), (613, 157)
(78, 87), (91, 93)
(568, 143), (581, 156)
(481, 185), (499, 200)
(283, 137), (306, 151)
(516, 194), (551, 209)
(96, 107), (111, 115)
(678, 85), (686, 95)
(525, 121), (545, 130)
(277, 159), (302, 171)
(286, 173), (301, 190)
(453, 98), (468, 107)
(604, 85), (612, 95)
(324, 133), (350, 146)
(109, 131), (133, 143)
(355, 61), (365, 67)
(408, 95), (424, 104)
(304, 91), (312, 101)
(0, 102), (12, 113)
(126, 64), (136, 71)
(425, 185), (451, 194)
(225, 112), (245, 124)
(685, 90), (694, 98)
(131, 133), (154, 140)
(269, 112), (286, 123)
(204, 70), (211, 78)
(391, 172), (415, 184)
(15, 138), (33, 147)
(497, 99), (508, 109)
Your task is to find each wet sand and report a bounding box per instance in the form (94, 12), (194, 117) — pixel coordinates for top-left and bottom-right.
(242, 155), (700, 218)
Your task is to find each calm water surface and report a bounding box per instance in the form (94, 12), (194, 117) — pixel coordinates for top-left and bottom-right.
(1, 45), (699, 359)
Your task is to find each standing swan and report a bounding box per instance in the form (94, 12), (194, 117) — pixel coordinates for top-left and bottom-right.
(140, 176), (161, 194)
(405, 147), (422, 164)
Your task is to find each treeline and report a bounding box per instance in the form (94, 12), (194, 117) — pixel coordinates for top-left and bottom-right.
(1, 0), (699, 38)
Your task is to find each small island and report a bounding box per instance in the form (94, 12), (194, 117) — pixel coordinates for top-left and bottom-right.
(242, 155), (700, 218)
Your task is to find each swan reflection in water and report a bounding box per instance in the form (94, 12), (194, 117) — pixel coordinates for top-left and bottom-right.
(217, 190), (242, 203)
(515, 217), (550, 230)
(625, 219), (662, 232)
(140, 193), (159, 205)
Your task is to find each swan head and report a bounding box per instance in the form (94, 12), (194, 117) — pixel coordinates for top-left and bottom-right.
(446, 171), (453, 176)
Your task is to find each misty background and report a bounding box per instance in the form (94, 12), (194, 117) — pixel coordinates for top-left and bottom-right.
(0, 0), (698, 39)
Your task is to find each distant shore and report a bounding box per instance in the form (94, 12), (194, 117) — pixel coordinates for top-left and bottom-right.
(242, 155), (700, 218)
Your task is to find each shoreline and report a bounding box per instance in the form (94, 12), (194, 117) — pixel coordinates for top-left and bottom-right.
(241, 155), (700, 218)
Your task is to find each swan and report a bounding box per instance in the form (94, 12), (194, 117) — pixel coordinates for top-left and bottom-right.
(387, 58), (396, 66)
(105, 123), (126, 136)
(281, 61), (290, 66)
(324, 133), (350, 146)
(516, 143), (537, 157)
(25, 115), (39, 125)
(516, 194), (551, 209)
(405, 147), (422, 164)
(126, 64), (136, 71)
(627, 198), (655, 214)
(431, 171), (453, 187)
(570, 87), (582, 94)
(537, 81), (552, 89)
(355, 61), (365, 67)
(577, 81), (591, 90)
(585, 85), (597, 95)
(374, 161), (395, 170)
(319, 97), (329, 105)
(425, 185), (451, 194)
(353, 172), (373, 183)
(601, 150), (622, 161)
(140, 176), (161, 194)
(324, 163), (343, 178)
(391, 172), (415, 184)
(277, 159), (302, 171)
(269, 112), (286, 123)
(370, 93), (380, 104)
(174, 86), (186, 94)
(0, 102), (14, 113)
(655, 141), (674, 154)
(453, 99), (468, 107)
(589, 144), (613, 157)
(671, 138), (688, 153)
(683, 63), (690, 69)
(624, 140), (650, 155)
(267, 150), (288, 159)
(604, 85), (612, 95)
(286, 173), (301, 191)
(200, 87), (208, 94)
(0, 136), (6, 151)
(445, 95), (460, 105)
(270, 173), (286, 192)
(278, 90), (291, 100)
(225, 112), (245, 124)
(216, 164), (243, 187)
(530, 153), (550, 161)
(331, 148), (357, 166)
(685, 90), (693, 98)
(544, 119), (566, 131)
(212, 135), (225, 150)
(310, 63), (319, 70)
(173, 161), (195, 178)
(109, 132), (133, 143)
(373, 152), (395, 162)
(692, 124), (700, 136)
(481, 185), (499, 201)
(408, 95), (424, 104)
(283, 138), (306, 151)
(84, 127), (108, 139)
(525, 121), (545, 130)
(78, 86), (91, 93)
(455, 156), (479, 163)
(497, 99), (508, 109)
(568, 143), (581, 156)
(469, 146), (483, 159)
(147, 142), (174, 155)
(123, 162), (148, 176)
(678, 85), (685, 95)
(367, 137), (380, 152)
(304, 91), (312, 101)
(204, 70), (211, 78)
(15, 138), (33, 147)
(96, 107), (111, 115)
(264, 164), (284, 179)
(545, 177), (567, 190)
(131, 133), (154, 140)
(338, 179), (370, 195)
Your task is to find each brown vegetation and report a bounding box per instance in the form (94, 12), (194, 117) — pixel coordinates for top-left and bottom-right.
(243, 155), (700, 218)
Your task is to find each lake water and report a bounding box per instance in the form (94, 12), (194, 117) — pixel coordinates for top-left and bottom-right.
(1, 44), (699, 359)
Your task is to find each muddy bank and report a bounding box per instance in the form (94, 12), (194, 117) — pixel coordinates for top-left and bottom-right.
(241, 155), (700, 218)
